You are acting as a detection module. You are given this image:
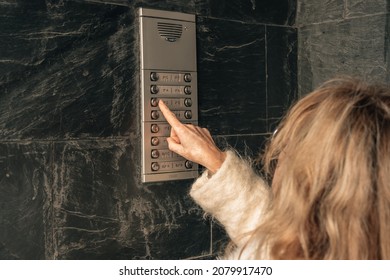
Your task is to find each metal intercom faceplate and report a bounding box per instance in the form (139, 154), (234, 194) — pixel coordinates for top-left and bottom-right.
(139, 8), (199, 183)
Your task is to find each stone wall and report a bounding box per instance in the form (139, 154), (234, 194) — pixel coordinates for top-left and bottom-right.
(297, 0), (389, 95)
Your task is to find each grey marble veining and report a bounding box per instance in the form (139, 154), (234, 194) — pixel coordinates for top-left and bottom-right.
(266, 25), (298, 131)
(298, 13), (389, 94)
(0, 1), (137, 140)
(0, 142), (52, 259)
(197, 17), (267, 136)
(345, 0), (388, 18)
(297, 0), (344, 25)
(297, 0), (389, 26)
(197, 0), (296, 26)
(51, 139), (209, 259)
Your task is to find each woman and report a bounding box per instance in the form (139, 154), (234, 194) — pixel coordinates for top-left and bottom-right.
(158, 77), (390, 259)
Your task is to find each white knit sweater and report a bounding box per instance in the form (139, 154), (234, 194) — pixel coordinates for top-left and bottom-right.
(190, 150), (271, 259)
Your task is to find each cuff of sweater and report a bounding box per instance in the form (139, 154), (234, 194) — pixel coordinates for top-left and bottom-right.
(190, 150), (235, 193)
(190, 150), (250, 210)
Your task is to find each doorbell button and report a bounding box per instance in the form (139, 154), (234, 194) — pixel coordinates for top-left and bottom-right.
(183, 73), (192, 82)
(150, 72), (159, 81)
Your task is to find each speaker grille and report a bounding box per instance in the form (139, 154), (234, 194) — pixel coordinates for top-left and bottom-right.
(157, 22), (182, 42)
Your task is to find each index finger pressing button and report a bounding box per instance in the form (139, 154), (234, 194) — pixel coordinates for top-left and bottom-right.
(158, 100), (183, 128)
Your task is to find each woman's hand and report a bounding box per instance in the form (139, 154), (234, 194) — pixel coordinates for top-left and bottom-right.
(158, 100), (226, 174)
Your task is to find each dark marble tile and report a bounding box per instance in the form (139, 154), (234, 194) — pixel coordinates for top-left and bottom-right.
(214, 134), (269, 160)
(298, 14), (389, 95)
(87, 0), (197, 13)
(0, 142), (52, 259)
(197, 17), (267, 136)
(196, 0), (296, 26)
(296, 0), (344, 25)
(136, 0), (196, 14)
(0, 1), (136, 140)
(210, 220), (229, 258)
(52, 140), (210, 259)
(266, 25), (298, 131)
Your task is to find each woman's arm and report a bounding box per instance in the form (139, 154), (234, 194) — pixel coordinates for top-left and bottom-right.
(190, 150), (270, 247)
(159, 100), (270, 246)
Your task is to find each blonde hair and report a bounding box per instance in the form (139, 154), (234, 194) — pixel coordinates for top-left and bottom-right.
(254, 77), (390, 259)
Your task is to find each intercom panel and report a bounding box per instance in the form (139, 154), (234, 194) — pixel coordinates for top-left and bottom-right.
(139, 8), (199, 183)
